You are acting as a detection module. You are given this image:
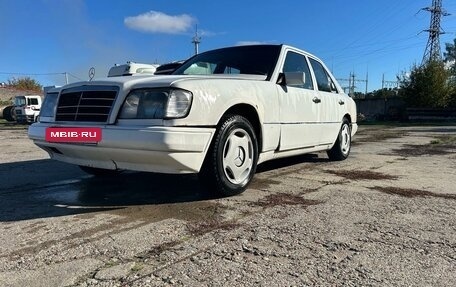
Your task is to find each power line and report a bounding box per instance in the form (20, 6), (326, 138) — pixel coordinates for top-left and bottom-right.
(66, 73), (83, 81)
(332, 41), (423, 68)
(320, 35), (419, 55)
(0, 72), (67, 76)
(0, 71), (83, 84)
(330, 0), (417, 58)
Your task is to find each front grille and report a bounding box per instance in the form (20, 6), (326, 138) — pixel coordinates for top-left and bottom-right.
(55, 86), (118, 122)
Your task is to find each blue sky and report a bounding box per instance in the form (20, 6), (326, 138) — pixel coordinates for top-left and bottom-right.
(1, 0), (456, 92)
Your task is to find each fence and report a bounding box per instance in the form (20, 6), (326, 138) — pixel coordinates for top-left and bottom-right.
(354, 97), (405, 121)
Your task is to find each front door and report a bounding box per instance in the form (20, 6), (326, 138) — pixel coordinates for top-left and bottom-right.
(278, 51), (321, 151)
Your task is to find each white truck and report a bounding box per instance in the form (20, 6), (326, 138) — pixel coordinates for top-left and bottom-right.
(108, 62), (159, 77)
(14, 95), (42, 123)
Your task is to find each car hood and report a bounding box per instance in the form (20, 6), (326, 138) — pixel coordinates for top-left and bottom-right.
(60, 74), (267, 91)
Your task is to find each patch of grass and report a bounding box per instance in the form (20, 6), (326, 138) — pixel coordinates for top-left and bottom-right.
(391, 143), (455, 157)
(371, 186), (456, 200)
(325, 170), (398, 181)
(383, 134), (456, 157)
(104, 261), (116, 268)
(429, 135), (456, 145)
(354, 129), (408, 143)
(0, 119), (28, 130)
(130, 263), (143, 272)
(0, 100), (12, 106)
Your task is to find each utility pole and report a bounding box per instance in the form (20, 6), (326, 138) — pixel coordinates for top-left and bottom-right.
(382, 73), (400, 89)
(421, 0), (450, 64)
(337, 72), (367, 98)
(350, 72), (355, 97)
(191, 26), (201, 55)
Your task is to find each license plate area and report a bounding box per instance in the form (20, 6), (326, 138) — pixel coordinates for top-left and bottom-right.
(45, 127), (102, 143)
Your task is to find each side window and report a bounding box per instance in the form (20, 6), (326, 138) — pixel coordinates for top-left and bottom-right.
(183, 62), (214, 75)
(224, 66), (240, 74)
(29, 98), (39, 105)
(282, 51), (313, 90)
(309, 58), (338, 93)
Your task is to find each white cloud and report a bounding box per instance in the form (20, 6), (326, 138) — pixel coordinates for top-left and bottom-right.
(124, 11), (196, 34)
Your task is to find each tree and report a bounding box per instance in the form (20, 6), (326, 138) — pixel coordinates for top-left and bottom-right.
(444, 38), (456, 107)
(399, 60), (451, 108)
(6, 77), (42, 92)
(444, 38), (456, 74)
(370, 88), (398, 99)
(399, 38), (456, 109)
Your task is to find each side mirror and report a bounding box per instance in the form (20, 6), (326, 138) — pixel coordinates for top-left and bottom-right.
(283, 72), (306, 87)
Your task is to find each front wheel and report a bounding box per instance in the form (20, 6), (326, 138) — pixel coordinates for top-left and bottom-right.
(327, 119), (351, 161)
(200, 115), (258, 197)
(3, 106), (15, 122)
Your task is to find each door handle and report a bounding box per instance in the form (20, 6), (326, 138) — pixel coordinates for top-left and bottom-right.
(312, 97), (321, 103)
(338, 100), (345, 105)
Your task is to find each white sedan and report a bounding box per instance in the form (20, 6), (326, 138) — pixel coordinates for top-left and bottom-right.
(29, 44), (357, 196)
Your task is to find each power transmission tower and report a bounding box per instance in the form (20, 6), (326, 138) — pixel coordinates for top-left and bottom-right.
(191, 26), (201, 55)
(337, 72), (368, 98)
(381, 74), (399, 89)
(421, 0), (450, 64)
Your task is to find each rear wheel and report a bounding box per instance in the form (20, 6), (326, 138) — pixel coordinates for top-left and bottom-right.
(327, 118), (351, 161)
(200, 115), (258, 197)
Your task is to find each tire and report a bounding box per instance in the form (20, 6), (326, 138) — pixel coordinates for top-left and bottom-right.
(327, 118), (351, 161)
(200, 115), (258, 197)
(79, 166), (121, 177)
(3, 106), (15, 122)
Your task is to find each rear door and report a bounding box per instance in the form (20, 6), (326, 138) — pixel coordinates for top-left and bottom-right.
(308, 58), (344, 145)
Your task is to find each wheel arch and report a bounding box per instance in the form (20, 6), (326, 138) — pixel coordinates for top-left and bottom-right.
(343, 113), (352, 124)
(220, 104), (262, 153)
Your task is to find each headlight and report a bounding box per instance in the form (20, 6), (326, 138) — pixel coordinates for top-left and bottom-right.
(119, 88), (192, 119)
(166, 89), (193, 118)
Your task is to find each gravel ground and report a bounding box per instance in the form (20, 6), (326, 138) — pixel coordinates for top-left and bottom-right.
(0, 122), (455, 287)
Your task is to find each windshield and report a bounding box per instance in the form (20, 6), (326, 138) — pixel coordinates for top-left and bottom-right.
(14, 96), (26, 106)
(173, 45), (281, 80)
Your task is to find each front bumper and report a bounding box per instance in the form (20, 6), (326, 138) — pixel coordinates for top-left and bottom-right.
(28, 123), (215, 174)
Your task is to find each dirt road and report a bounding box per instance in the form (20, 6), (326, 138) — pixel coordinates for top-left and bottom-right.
(0, 122), (455, 286)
